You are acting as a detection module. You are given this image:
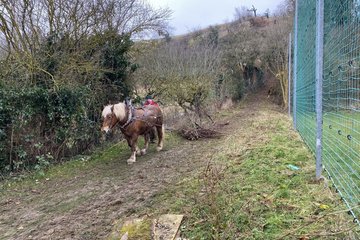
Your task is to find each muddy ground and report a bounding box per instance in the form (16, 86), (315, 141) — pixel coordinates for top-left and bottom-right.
(0, 95), (281, 240)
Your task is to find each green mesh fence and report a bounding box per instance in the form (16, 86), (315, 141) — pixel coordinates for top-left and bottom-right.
(323, 0), (360, 220)
(295, 0), (360, 222)
(295, 0), (317, 152)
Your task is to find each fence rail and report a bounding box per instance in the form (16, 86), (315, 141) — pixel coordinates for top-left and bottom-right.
(293, 0), (360, 223)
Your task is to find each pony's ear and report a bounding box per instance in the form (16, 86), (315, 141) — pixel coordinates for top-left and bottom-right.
(125, 97), (132, 107)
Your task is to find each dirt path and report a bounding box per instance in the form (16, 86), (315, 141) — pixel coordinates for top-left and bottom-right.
(0, 95), (282, 240)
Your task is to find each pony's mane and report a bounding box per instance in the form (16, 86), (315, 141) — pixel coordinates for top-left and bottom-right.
(102, 102), (126, 121)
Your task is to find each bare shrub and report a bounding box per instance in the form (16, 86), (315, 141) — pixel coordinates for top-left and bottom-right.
(175, 114), (222, 141)
(197, 161), (228, 239)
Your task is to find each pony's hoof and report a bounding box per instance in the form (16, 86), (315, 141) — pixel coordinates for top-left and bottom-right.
(156, 146), (163, 152)
(127, 158), (136, 164)
(140, 149), (147, 155)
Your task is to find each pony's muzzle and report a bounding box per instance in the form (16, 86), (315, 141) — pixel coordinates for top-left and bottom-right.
(101, 126), (111, 134)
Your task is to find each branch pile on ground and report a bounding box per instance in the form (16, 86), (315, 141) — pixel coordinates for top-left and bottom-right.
(178, 123), (223, 140)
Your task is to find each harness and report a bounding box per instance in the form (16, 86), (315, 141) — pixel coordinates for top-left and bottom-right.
(110, 101), (161, 131)
(120, 105), (134, 130)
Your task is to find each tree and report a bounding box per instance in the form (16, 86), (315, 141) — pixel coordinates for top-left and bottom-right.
(248, 5), (258, 17)
(263, 3), (293, 107)
(221, 18), (266, 94)
(0, 0), (171, 87)
(0, 0), (172, 174)
(133, 35), (222, 117)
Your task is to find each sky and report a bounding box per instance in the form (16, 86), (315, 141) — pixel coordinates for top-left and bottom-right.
(147, 0), (285, 35)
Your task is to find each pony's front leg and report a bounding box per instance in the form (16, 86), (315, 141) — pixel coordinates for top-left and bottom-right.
(140, 133), (150, 155)
(127, 136), (138, 164)
(127, 150), (136, 164)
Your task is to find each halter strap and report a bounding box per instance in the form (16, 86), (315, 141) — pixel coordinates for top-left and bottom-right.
(120, 106), (133, 129)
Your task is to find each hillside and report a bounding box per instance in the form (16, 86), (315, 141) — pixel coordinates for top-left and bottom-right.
(133, 14), (292, 111)
(172, 16), (276, 40)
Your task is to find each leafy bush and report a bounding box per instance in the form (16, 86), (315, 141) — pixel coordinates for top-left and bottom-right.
(0, 85), (103, 174)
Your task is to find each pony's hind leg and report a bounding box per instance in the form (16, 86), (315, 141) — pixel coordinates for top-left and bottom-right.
(140, 133), (150, 155)
(136, 146), (141, 156)
(156, 125), (164, 151)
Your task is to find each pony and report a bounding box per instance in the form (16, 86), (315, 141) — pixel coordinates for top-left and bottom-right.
(101, 100), (164, 164)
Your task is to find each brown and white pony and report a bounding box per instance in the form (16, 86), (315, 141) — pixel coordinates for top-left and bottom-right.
(101, 101), (164, 164)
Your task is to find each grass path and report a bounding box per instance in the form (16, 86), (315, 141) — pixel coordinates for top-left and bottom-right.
(0, 94), (359, 239)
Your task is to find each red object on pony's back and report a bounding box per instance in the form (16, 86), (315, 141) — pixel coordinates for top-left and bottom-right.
(144, 99), (159, 107)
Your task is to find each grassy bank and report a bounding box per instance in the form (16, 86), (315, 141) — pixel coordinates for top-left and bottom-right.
(123, 104), (360, 239)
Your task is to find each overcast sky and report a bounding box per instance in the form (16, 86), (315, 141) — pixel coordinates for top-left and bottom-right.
(147, 0), (285, 35)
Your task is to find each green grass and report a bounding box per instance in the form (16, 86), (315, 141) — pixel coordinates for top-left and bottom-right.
(135, 109), (360, 239)
(0, 142), (126, 191)
(0, 133), (183, 193)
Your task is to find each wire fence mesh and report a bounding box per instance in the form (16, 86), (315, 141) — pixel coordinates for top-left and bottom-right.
(294, 0), (317, 153)
(294, 0), (360, 222)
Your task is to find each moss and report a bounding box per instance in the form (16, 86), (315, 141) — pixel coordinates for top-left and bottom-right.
(109, 218), (152, 240)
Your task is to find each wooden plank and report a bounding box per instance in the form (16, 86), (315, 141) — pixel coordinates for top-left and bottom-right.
(153, 214), (184, 240)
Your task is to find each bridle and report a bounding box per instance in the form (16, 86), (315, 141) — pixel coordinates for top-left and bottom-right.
(108, 102), (134, 131)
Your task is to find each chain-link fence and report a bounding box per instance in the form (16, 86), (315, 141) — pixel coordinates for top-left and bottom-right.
(294, 0), (360, 222)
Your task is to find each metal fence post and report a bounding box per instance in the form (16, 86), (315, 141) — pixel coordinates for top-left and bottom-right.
(315, 0), (324, 180)
(288, 32), (292, 117)
(293, 0), (298, 129)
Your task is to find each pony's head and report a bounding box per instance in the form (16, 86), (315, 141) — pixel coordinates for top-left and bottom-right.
(101, 102), (127, 133)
